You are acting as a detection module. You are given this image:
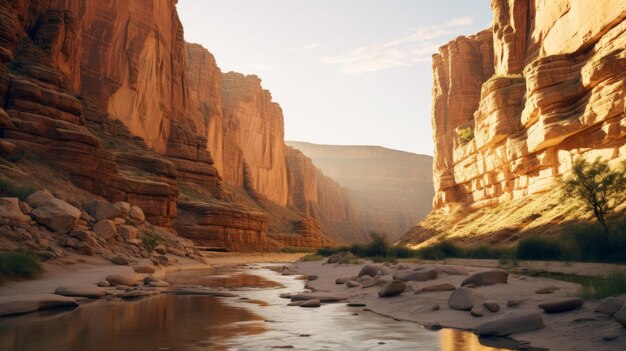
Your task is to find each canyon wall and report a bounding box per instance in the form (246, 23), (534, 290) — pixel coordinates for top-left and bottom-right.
(287, 141), (434, 241)
(401, 0), (626, 246)
(0, 0), (360, 249)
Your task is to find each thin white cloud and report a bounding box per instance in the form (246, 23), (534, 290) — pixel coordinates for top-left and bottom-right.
(288, 43), (321, 52)
(321, 16), (474, 73)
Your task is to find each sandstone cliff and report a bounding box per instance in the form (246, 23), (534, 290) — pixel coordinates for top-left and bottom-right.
(399, 0), (626, 247)
(287, 141), (434, 241)
(0, 0), (357, 250)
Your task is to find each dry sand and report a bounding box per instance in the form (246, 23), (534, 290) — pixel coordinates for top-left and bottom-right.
(292, 259), (626, 351)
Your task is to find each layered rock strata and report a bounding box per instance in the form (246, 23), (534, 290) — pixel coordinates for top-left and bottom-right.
(402, 0), (626, 246)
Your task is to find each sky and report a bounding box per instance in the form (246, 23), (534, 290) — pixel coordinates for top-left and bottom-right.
(177, 0), (493, 155)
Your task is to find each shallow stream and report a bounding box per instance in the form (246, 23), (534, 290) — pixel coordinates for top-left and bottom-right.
(0, 265), (514, 351)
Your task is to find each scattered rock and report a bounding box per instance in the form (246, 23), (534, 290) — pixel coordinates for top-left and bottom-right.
(0, 294), (78, 316)
(431, 304), (440, 311)
(133, 265), (156, 274)
(122, 290), (157, 299)
(30, 196), (81, 234)
(129, 206), (145, 222)
(25, 190), (54, 208)
(291, 293), (348, 303)
(484, 301), (500, 313)
(109, 255), (130, 265)
(538, 298), (583, 313)
(448, 287), (485, 311)
(0, 197), (31, 223)
(93, 220), (118, 239)
(507, 299), (524, 307)
(300, 299), (321, 308)
(84, 200), (119, 221)
(358, 264), (390, 278)
(113, 202), (131, 217)
(117, 225), (138, 239)
(461, 270), (508, 287)
(471, 305), (486, 317)
(393, 269), (438, 282)
(423, 322), (442, 330)
(335, 276), (356, 284)
(595, 296), (626, 316)
(54, 285), (106, 298)
(535, 286), (559, 294)
(106, 274), (138, 286)
(360, 277), (377, 288)
(475, 311), (545, 336)
(143, 275), (170, 287)
(97, 281), (110, 287)
(423, 283), (455, 292)
(378, 280), (406, 297)
(346, 281), (361, 288)
(613, 305), (626, 327)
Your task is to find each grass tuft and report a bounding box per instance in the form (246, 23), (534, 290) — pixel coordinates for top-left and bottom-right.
(0, 251), (43, 284)
(578, 271), (626, 299)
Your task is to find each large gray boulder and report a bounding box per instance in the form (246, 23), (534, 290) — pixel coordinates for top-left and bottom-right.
(54, 285), (106, 298)
(0, 197), (31, 223)
(0, 294), (78, 316)
(538, 298), (583, 313)
(378, 280), (406, 297)
(29, 195), (81, 234)
(448, 287), (485, 311)
(475, 311), (544, 336)
(461, 269), (508, 287)
(84, 200), (120, 221)
(393, 269), (438, 282)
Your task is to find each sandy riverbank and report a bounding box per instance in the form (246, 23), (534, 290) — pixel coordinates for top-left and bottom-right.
(0, 252), (305, 297)
(291, 259), (626, 351)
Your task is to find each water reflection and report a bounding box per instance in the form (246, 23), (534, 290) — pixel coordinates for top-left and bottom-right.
(0, 266), (516, 351)
(0, 295), (265, 351)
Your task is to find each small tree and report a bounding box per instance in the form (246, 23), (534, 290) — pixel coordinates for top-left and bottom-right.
(562, 157), (626, 233)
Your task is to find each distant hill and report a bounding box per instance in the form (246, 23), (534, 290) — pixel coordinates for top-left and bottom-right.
(286, 141), (434, 241)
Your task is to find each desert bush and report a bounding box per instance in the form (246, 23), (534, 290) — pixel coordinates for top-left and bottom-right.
(564, 220), (626, 262)
(579, 271), (626, 299)
(457, 127), (474, 145)
(371, 256), (398, 264)
(280, 246), (314, 253)
(316, 246), (349, 257)
(0, 178), (37, 200)
(415, 240), (462, 260)
(0, 251), (42, 284)
(300, 254), (324, 262)
(141, 233), (162, 253)
(516, 235), (563, 260)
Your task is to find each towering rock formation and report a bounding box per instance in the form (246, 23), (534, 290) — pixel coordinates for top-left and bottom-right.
(400, 0), (626, 246)
(287, 142), (434, 241)
(0, 0), (362, 249)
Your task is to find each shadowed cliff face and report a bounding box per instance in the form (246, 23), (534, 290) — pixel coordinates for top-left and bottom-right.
(286, 141), (434, 242)
(0, 0), (360, 249)
(401, 0), (626, 246)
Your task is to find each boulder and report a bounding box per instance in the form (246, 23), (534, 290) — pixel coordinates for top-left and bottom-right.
(461, 270), (508, 287)
(117, 225), (138, 239)
(423, 283), (456, 292)
(291, 293), (348, 303)
(0, 197), (31, 223)
(122, 290), (157, 299)
(394, 269), (438, 282)
(133, 265), (156, 274)
(84, 200), (119, 221)
(448, 287), (485, 311)
(129, 206), (145, 222)
(30, 197), (80, 234)
(327, 252), (355, 264)
(378, 280), (406, 297)
(54, 285), (106, 298)
(25, 190), (54, 208)
(300, 299), (321, 308)
(335, 276), (356, 284)
(484, 301), (500, 313)
(93, 220), (118, 239)
(358, 264), (390, 278)
(595, 296), (626, 316)
(614, 305), (626, 327)
(113, 202), (131, 217)
(106, 274), (138, 286)
(346, 281), (361, 288)
(0, 294), (78, 316)
(475, 311), (545, 336)
(109, 255), (130, 265)
(538, 298), (583, 313)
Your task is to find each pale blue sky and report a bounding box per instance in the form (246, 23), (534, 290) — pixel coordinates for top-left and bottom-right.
(177, 0), (492, 155)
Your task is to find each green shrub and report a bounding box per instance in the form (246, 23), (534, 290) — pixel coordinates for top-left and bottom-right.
(281, 246), (314, 253)
(0, 178), (37, 200)
(564, 220), (626, 262)
(579, 271), (626, 299)
(0, 252), (43, 284)
(316, 246), (349, 257)
(371, 256), (398, 264)
(457, 127), (474, 145)
(516, 235), (563, 260)
(300, 254), (323, 262)
(141, 234), (162, 253)
(464, 245), (512, 259)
